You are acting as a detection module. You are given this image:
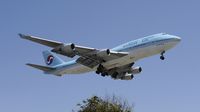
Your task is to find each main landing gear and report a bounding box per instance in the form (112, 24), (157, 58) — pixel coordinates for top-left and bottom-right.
(111, 72), (118, 79)
(96, 64), (104, 74)
(96, 64), (108, 77)
(160, 51), (165, 60)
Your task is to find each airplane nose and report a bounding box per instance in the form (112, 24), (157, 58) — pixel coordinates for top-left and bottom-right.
(174, 36), (181, 42)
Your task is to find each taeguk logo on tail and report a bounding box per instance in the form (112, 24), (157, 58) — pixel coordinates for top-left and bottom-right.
(47, 55), (54, 65)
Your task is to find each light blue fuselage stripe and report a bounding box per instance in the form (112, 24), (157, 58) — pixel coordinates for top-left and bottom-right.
(48, 33), (179, 74)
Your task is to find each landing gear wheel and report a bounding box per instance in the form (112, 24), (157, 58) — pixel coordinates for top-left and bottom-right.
(96, 71), (100, 74)
(160, 55), (165, 60)
(111, 72), (118, 79)
(101, 73), (106, 77)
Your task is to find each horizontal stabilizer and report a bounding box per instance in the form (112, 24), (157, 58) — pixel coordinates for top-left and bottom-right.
(26, 63), (55, 71)
(19, 33), (63, 48)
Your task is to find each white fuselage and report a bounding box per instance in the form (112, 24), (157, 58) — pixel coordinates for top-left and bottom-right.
(47, 33), (181, 75)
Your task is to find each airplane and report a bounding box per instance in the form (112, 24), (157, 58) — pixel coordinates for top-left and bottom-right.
(19, 33), (181, 80)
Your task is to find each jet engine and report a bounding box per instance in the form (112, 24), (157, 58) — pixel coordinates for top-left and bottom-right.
(51, 43), (76, 58)
(97, 49), (111, 57)
(121, 73), (134, 80)
(130, 66), (142, 74)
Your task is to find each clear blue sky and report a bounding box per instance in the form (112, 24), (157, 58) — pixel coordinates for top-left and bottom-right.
(0, 0), (199, 112)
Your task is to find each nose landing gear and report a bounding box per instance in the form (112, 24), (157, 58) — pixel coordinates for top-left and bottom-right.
(160, 51), (165, 60)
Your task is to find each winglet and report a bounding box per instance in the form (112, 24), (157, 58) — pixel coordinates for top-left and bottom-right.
(18, 33), (26, 39)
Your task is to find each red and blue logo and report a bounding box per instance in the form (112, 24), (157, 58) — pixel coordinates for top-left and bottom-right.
(46, 55), (54, 65)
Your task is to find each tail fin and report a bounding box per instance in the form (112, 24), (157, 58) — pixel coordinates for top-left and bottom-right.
(42, 50), (64, 67)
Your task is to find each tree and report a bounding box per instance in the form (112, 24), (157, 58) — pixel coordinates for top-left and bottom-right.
(73, 95), (133, 112)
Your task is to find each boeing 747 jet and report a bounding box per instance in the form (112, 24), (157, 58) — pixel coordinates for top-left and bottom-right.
(20, 33), (181, 80)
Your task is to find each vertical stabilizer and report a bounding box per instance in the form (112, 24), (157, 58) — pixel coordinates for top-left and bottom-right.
(42, 50), (64, 67)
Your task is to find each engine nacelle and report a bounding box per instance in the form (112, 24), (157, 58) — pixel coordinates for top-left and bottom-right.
(97, 49), (110, 57)
(121, 73), (134, 80)
(130, 66), (142, 74)
(51, 43), (76, 58)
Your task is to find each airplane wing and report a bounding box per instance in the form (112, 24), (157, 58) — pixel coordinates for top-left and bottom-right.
(75, 48), (128, 68)
(19, 34), (129, 68)
(19, 34), (63, 48)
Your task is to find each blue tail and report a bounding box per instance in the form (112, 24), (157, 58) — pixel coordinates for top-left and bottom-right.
(42, 50), (64, 67)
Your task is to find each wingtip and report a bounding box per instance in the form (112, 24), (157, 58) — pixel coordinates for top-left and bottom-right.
(18, 33), (25, 38)
(19, 33), (31, 39)
(26, 63), (31, 66)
